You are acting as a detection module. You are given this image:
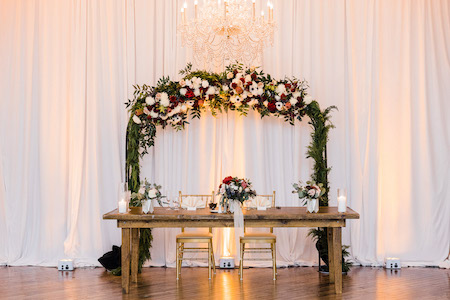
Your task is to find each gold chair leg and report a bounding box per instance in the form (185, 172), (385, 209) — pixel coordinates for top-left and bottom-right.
(179, 243), (184, 275)
(176, 243), (180, 280)
(208, 241), (212, 280)
(272, 242), (277, 281)
(240, 242), (244, 280)
(211, 242), (216, 274)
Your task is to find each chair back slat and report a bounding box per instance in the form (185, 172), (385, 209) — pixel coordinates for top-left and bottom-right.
(179, 191), (215, 233)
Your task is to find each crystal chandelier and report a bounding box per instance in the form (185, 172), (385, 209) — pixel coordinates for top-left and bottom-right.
(178, 0), (275, 70)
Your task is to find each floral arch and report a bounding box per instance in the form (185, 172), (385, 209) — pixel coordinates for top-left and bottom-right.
(125, 63), (338, 271)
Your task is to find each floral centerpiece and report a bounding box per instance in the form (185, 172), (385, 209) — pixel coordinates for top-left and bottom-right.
(292, 180), (325, 213)
(130, 179), (165, 214)
(218, 176), (256, 212)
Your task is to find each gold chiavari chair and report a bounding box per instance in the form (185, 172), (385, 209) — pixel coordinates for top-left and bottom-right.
(239, 191), (277, 280)
(176, 191), (216, 280)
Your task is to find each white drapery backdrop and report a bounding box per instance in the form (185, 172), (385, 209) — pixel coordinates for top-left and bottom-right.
(0, 0), (449, 268)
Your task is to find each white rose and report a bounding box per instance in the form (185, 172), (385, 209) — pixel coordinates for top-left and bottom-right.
(180, 88), (187, 96)
(275, 102), (283, 111)
(257, 82), (264, 88)
(239, 186), (243, 192)
(230, 95), (237, 103)
(308, 189), (316, 197)
(150, 111), (159, 118)
(146, 96), (155, 105)
(293, 91), (301, 99)
(206, 86), (215, 95)
(245, 75), (252, 82)
(179, 79), (186, 87)
(227, 72), (234, 79)
(186, 79), (193, 88)
(245, 187), (250, 192)
(275, 95), (281, 101)
(222, 85), (229, 92)
(304, 95), (313, 104)
(143, 107), (151, 115)
(160, 92), (170, 107)
(289, 98), (298, 106)
(173, 105), (181, 114)
(276, 84), (286, 94)
(132, 115), (141, 124)
(202, 80), (209, 88)
(235, 73), (243, 79)
(148, 188), (157, 198)
(194, 88), (200, 97)
(139, 187), (145, 194)
(181, 104), (188, 112)
(263, 101), (269, 107)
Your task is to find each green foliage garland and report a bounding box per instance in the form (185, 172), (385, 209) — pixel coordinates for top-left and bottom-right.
(124, 63), (350, 273)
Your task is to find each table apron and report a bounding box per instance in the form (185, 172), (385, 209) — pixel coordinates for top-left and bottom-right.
(118, 219), (346, 228)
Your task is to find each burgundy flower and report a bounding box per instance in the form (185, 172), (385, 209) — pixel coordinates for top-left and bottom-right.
(251, 73), (257, 80)
(231, 82), (238, 89)
(268, 102), (276, 112)
(223, 176), (233, 184)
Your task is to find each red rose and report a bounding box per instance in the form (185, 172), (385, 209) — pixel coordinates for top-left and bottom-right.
(285, 83), (291, 89)
(251, 73), (257, 80)
(240, 78), (245, 84)
(281, 93), (287, 100)
(186, 90), (194, 98)
(170, 95), (177, 103)
(223, 176), (233, 184)
(268, 102), (276, 112)
(231, 82), (238, 89)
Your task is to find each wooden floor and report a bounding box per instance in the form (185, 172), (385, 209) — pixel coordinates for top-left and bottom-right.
(0, 265), (448, 299)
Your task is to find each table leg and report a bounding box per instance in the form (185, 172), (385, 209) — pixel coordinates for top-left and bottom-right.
(122, 228), (131, 294)
(332, 227), (343, 294)
(327, 228), (335, 283)
(131, 228), (140, 283)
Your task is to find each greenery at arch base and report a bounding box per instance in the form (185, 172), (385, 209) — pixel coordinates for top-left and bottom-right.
(124, 63), (351, 273)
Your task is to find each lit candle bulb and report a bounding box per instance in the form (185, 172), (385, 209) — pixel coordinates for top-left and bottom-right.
(261, 10), (264, 20)
(252, 0), (256, 19)
(194, 0), (198, 19)
(181, 7), (185, 24)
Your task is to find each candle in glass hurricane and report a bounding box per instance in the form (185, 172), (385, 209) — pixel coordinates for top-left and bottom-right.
(337, 188), (347, 213)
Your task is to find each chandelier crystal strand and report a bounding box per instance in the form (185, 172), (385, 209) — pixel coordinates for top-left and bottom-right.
(178, 0), (275, 71)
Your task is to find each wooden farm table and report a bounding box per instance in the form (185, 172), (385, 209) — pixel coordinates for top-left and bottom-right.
(103, 206), (359, 294)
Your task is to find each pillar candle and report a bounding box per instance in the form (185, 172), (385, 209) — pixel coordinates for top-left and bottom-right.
(118, 199), (127, 213)
(337, 195), (347, 213)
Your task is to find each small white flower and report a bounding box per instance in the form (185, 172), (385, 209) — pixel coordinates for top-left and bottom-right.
(186, 100), (195, 107)
(186, 79), (193, 88)
(202, 80), (209, 88)
(148, 188), (157, 198)
(239, 186), (243, 192)
(304, 95), (313, 104)
(230, 95), (237, 103)
(143, 107), (151, 115)
(245, 75), (252, 82)
(250, 66), (256, 72)
(235, 101), (242, 107)
(146, 96), (155, 105)
(206, 86), (215, 95)
(257, 82), (264, 88)
(275, 102), (284, 110)
(194, 89), (200, 97)
(160, 92), (170, 107)
(139, 187), (145, 194)
(180, 88), (187, 96)
(179, 79), (186, 87)
(263, 101), (269, 107)
(227, 72), (234, 79)
(132, 115), (141, 124)
(172, 115), (182, 123)
(275, 95), (281, 101)
(290, 98), (298, 106)
(222, 85), (229, 92)
(173, 105), (181, 114)
(245, 187), (250, 192)
(235, 73), (243, 79)
(161, 115), (168, 120)
(308, 189), (316, 197)
(293, 91), (301, 99)
(150, 111), (159, 118)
